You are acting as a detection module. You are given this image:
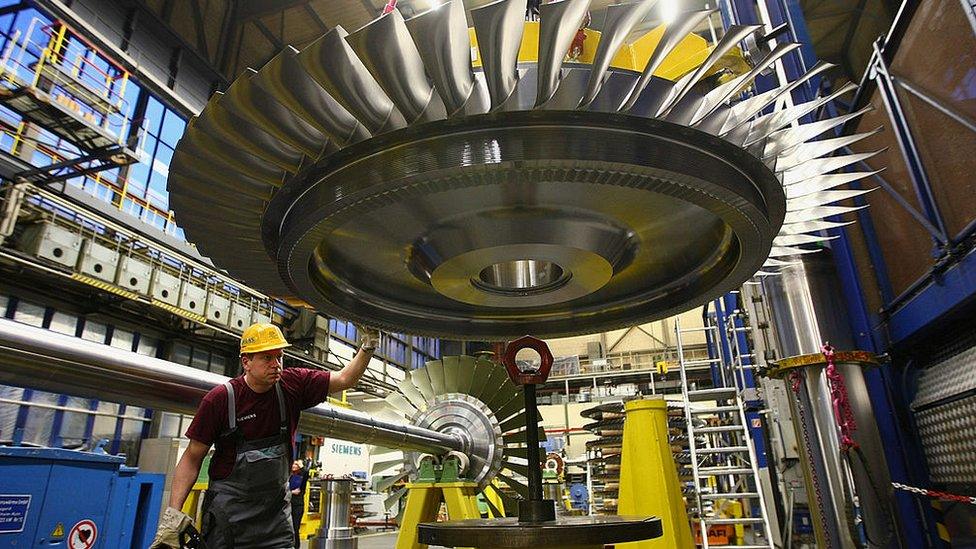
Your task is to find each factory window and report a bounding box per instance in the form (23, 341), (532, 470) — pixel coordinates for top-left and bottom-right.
(190, 347), (209, 371)
(111, 328), (135, 351)
(170, 341), (191, 366)
(81, 319), (108, 343)
(137, 334), (158, 357)
(48, 310), (77, 335)
(12, 300), (45, 327)
(0, 294), (8, 316)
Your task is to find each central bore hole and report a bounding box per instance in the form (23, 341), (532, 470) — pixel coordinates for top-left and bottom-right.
(478, 259), (564, 291)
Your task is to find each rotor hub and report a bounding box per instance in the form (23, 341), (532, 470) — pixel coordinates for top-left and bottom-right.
(404, 393), (504, 489)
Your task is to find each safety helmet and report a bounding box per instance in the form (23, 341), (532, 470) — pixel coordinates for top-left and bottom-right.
(240, 323), (291, 355)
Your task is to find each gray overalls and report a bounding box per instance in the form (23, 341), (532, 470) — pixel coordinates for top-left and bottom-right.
(200, 381), (294, 548)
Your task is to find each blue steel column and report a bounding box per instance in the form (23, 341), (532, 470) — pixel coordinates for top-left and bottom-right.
(721, 0), (930, 545)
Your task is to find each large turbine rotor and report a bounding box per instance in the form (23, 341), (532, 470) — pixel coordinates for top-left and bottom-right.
(169, 0), (879, 339)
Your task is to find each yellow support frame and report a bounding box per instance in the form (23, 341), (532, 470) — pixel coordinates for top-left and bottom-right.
(396, 481), (482, 549)
(468, 21), (710, 81)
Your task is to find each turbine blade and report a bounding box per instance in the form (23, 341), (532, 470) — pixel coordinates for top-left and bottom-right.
(779, 219), (853, 235)
(773, 233), (837, 246)
(786, 170), (882, 199)
(471, 0), (528, 110)
(781, 150), (885, 185)
(787, 189), (875, 211)
(425, 359), (447, 396)
(503, 459), (530, 478)
(775, 127), (883, 172)
(499, 412), (527, 433)
(783, 205), (866, 225)
(384, 485), (408, 510)
(494, 393), (526, 425)
(579, 0), (658, 109)
(406, 0), (486, 116)
(224, 69), (328, 158)
(619, 9), (715, 112)
(441, 355), (460, 394)
(467, 358), (495, 401)
(745, 82), (858, 145)
(536, 0), (592, 107)
(372, 458), (405, 475)
(768, 246), (821, 257)
(376, 471), (409, 493)
(385, 391), (419, 417)
(656, 24), (764, 119)
(253, 47), (370, 147)
(409, 366), (437, 403)
(763, 257), (800, 267)
(455, 355), (477, 396)
(720, 60), (835, 135)
(688, 42), (801, 126)
(346, 9), (446, 124)
(763, 105), (874, 159)
(496, 472), (530, 499)
(397, 376), (428, 411)
(299, 26), (407, 134)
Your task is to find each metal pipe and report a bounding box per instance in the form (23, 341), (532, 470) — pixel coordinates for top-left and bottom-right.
(0, 317), (462, 454)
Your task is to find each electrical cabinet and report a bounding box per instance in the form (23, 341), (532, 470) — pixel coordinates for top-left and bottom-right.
(16, 222), (82, 268)
(115, 255), (153, 294)
(77, 238), (120, 283)
(205, 290), (231, 326)
(150, 269), (181, 306)
(178, 278), (207, 316)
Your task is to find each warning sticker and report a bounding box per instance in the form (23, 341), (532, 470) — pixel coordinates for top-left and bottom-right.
(0, 494), (31, 534)
(52, 522), (65, 537)
(68, 519), (97, 549)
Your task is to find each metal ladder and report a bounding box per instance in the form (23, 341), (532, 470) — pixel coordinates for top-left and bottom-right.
(675, 312), (774, 549)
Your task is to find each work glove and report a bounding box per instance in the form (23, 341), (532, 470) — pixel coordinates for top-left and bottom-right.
(357, 325), (380, 351)
(150, 506), (194, 549)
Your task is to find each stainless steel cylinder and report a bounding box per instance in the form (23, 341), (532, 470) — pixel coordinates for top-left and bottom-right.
(763, 251), (902, 548)
(0, 317), (462, 455)
(312, 478), (357, 549)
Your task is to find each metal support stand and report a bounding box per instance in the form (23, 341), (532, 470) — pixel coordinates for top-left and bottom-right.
(417, 337), (664, 549)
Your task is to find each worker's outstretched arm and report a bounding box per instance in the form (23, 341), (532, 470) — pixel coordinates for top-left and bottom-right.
(168, 439), (210, 509)
(329, 327), (379, 393)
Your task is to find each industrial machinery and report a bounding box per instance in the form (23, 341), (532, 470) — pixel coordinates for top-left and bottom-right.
(311, 478), (357, 549)
(166, 0), (879, 340)
(0, 446), (164, 548)
(763, 251), (902, 548)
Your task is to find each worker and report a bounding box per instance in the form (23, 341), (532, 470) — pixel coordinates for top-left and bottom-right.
(289, 459), (310, 548)
(150, 322), (378, 548)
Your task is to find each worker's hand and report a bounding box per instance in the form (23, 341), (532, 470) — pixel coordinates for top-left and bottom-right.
(150, 507), (194, 549)
(357, 325), (380, 351)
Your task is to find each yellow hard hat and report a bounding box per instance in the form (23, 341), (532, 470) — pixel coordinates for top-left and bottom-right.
(240, 323), (291, 355)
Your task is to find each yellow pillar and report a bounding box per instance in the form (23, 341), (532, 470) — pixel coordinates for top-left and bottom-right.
(617, 397), (695, 549)
(396, 483), (443, 549)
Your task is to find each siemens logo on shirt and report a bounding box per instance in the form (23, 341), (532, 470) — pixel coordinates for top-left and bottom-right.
(237, 413), (257, 422)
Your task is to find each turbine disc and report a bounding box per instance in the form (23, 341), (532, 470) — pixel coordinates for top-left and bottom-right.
(167, 0), (879, 338)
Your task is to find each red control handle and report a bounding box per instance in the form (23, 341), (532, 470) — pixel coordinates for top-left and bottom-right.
(502, 336), (554, 385)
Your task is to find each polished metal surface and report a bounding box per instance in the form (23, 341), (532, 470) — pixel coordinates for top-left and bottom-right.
(405, 393), (504, 490)
(269, 111), (783, 338)
(312, 479), (358, 549)
(417, 515), (663, 547)
(169, 3), (882, 339)
(0, 317), (462, 455)
(763, 252), (902, 548)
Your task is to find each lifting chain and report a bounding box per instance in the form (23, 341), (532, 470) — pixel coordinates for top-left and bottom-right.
(892, 482), (976, 505)
(822, 344), (859, 451)
(788, 369), (833, 548)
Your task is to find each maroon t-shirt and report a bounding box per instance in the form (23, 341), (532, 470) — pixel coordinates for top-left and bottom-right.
(185, 367), (331, 480)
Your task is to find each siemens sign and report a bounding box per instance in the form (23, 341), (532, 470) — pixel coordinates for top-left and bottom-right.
(330, 443), (362, 456)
